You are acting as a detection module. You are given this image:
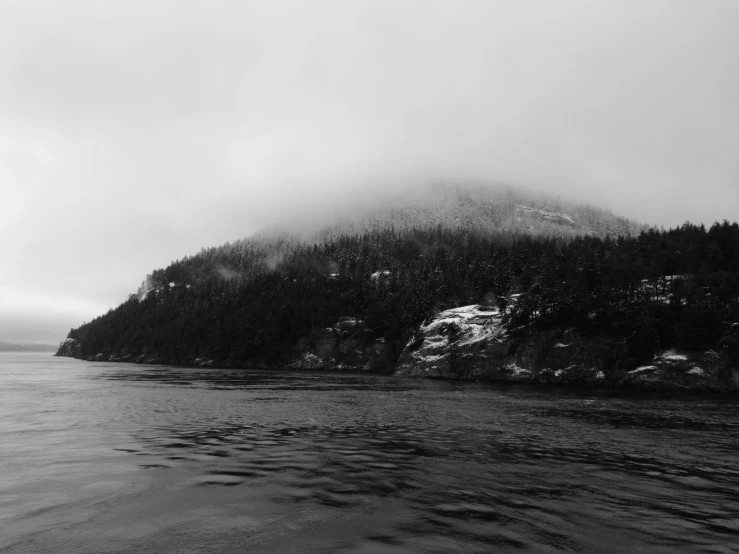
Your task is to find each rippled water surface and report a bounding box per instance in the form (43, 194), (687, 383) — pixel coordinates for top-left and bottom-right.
(2, 353), (739, 553)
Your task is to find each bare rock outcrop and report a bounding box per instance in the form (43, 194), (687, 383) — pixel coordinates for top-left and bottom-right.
(55, 338), (82, 358)
(395, 304), (737, 392)
(287, 317), (389, 372)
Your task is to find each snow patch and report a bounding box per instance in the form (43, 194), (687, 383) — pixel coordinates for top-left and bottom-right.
(687, 367), (705, 376)
(420, 305), (505, 346)
(338, 317), (360, 326)
(660, 349), (687, 361)
(416, 354), (445, 364)
(446, 305), (498, 316)
(505, 362), (531, 376)
(517, 205), (576, 225)
(446, 304), (479, 313)
(630, 365), (656, 374)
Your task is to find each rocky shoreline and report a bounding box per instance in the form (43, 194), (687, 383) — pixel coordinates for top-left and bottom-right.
(393, 305), (739, 393)
(56, 305), (739, 394)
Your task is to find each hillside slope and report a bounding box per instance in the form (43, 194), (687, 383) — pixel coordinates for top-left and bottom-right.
(55, 185), (739, 391)
(314, 184), (646, 241)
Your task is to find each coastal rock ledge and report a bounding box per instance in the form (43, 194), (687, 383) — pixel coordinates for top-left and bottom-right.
(56, 305), (738, 393)
(56, 338), (83, 358)
(395, 305), (739, 393)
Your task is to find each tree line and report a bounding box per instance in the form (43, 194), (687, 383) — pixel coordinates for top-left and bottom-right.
(66, 220), (739, 370)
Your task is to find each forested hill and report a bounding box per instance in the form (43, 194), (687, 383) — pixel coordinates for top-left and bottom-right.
(60, 212), (739, 378)
(311, 184), (646, 241)
(135, 185), (646, 301)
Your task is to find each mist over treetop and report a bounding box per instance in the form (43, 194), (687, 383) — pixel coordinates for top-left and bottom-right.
(258, 182), (647, 241)
(2, 0), (737, 344)
(133, 182), (646, 295)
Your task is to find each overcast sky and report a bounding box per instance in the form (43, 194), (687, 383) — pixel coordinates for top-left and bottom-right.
(1, 0), (738, 344)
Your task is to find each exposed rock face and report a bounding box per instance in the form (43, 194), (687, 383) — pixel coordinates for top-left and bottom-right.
(625, 350), (738, 391)
(396, 305), (508, 379)
(55, 338), (82, 358)
(287, 317), (390, 372)
(516, 205), (577, 227)
(395, 305), (738, 392)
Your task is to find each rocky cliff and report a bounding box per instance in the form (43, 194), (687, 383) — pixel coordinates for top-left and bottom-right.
(56, 338), (83, 358)
(395, 305), (739, 393)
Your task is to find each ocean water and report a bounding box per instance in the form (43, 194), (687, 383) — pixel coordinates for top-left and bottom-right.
(1, 352), (739, 553)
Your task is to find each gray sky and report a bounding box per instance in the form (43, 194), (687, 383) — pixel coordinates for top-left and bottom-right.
(1, 0), (738, 344)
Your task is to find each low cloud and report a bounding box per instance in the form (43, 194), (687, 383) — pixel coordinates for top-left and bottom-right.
(0, 285), (113, 343)
(215, 266), (243, 281)
(1, 0), (737, 342)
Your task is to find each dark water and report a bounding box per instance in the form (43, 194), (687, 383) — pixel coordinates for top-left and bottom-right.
(2, 353), (739, 553)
